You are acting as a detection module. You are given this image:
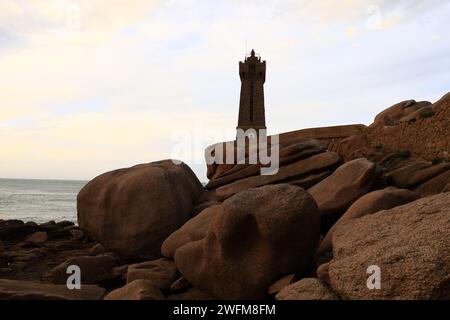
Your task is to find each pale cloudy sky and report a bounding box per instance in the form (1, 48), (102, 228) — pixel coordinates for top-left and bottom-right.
(0, 0), (449, 181)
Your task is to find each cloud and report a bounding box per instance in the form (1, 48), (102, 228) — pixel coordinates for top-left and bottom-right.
(0, 0), (449, 180)
(273, 0), (446, 22)
(0, 0), (163, 45)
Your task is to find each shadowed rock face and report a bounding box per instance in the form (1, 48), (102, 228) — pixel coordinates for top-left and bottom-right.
(317, 187), (421, 255)
(161, 205), (220, 259)
(414, 170), (450, 196)
(385, 160), (450, 189)
(0, 220), (99, 284)
(174, 184), (321, 299)
(77, 160), (204, 259)
(327, 192), (450, 300)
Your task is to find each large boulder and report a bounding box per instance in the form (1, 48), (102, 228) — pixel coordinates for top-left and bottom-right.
(161, 205), (219, 259)
(275, 278), (339, 300)
(25, 231), (48, 244)
(328, 192), (450, 299)
(104, 279), (164, 300)
(317, 187), (420, 255)
(0, 279), (104, 300)
(77, 160), (203, 259)
(174, 184), (321, 299)
(308, 158), (380, 230)
(127, 258), (178, 291)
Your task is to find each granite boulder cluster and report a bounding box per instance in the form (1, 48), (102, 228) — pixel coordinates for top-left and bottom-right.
(1, 93), (449, 300)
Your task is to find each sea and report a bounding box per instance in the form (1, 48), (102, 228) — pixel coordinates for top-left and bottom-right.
(0, 178), (87, 224)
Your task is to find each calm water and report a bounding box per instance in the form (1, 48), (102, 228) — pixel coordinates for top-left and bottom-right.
(0, 178), (87, 223)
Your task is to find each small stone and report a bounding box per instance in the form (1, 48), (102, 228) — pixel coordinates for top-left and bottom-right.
(104, 280), (164, 300)
(169, 277), (191, 293)
(268, 274), (296, 295)
(0, 279), (105, 300)
(69, 229), (84, 240)
(88, 243), (106, 256)
(25, 232), (48, 244)
(127, 258), (178, 291)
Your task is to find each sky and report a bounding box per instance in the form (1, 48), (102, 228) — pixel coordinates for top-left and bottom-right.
(0, 0), (449, 182)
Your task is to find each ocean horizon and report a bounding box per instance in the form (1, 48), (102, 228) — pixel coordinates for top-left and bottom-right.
(0, 178), (88, 224)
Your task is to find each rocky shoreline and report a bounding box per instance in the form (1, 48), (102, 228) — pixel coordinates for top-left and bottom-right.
(1, 93), (449, 300)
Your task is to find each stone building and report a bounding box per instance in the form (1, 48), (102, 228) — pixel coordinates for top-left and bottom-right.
(237, 49), (267, 132)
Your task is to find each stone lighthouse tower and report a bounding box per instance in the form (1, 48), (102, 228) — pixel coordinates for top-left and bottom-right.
(237, 49), (266, 132)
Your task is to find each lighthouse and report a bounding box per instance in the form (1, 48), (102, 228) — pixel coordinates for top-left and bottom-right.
(237, 49), (267, 133)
